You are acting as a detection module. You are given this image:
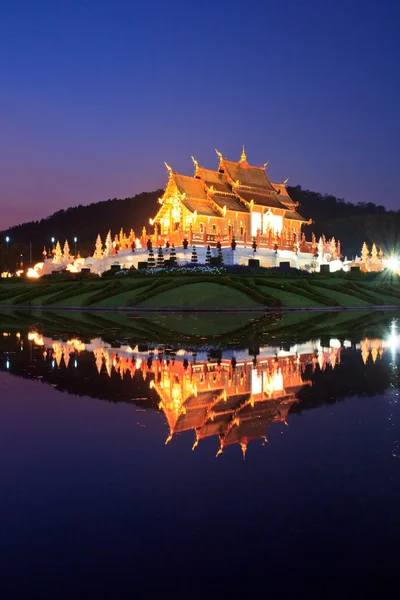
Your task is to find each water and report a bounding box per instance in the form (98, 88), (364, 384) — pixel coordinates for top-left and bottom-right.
(1, 311), (400, 595)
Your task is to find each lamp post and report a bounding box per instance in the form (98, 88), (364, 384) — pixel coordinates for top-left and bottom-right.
(74, 237), (78, 257)
(5, 236), (10, 273)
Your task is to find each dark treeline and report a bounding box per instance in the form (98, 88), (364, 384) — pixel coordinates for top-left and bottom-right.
(0, 185), (399, 269)
(288, 185), (400, 257)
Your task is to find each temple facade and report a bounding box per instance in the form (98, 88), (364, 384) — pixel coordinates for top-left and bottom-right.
(151, 148), (313, 252)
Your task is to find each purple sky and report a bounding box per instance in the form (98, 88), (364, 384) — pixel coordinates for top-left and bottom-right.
(1, 0), (399, 230)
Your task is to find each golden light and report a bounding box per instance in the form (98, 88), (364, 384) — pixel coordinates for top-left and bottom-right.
(27, 268), (40, 278)
(28, 331), (44, 346)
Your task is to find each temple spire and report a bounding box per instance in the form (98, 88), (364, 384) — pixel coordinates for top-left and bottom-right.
(240, 145), (247, 163)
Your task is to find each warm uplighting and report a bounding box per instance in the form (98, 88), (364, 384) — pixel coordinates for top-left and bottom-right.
(27, 267), (40, 278)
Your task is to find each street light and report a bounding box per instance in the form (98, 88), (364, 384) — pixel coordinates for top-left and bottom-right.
(73, 237), (78, 257)
(51, 237), (55, 244)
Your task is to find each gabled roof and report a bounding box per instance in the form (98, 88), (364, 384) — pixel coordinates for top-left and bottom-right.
(285, 209), (308, 222)
(222, 159), (276, 193)
(211, 194), (249, 213)
(181, 197), (222, 218)
(197, 168), (232, 194)
(238, 190), (288, 210)
(273, 182), (296, 207)
(173, 173), (207, 200)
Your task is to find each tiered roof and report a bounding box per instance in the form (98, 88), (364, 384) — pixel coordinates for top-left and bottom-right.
(157, 149), (307, 222)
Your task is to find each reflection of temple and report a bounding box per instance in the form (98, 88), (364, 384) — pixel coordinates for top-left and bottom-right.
(24, 332), (344, 456)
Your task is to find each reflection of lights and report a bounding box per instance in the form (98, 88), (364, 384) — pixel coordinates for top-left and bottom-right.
(330, 339), (341, 349)
(51, 360), (55, 368)
(28, 331), (44, 346)
(386, 321), (399, 354)
(74, 360), (78, 368)
(6, 360), (10, 369)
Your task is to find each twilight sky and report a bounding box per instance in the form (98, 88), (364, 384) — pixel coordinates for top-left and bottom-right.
(1, 0), (399, 230)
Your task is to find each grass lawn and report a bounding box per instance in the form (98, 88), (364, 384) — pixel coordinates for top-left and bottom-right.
(137, 282), (263, 309)
(259, 285), (322, 307)
(308, 286), (371, 307)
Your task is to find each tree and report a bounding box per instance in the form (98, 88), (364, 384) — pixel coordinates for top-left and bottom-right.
(63, 240), (71, 262)
(191, 246), (198, 264)
(205, 245), (211, 264)
(157, 246), (164, 267)
(218, 245), (223, 264)
(170, 244), (177, 264)
(94, 234), (103, 259)
(148, 247), (155, 268)
(371, 243), (378, 264)
(361, 242), (369, 264)
(53, 241), (62, 264)
(104, 230), (113, 256)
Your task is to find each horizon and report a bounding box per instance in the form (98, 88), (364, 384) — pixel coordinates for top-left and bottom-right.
(1, 0), (399, 231)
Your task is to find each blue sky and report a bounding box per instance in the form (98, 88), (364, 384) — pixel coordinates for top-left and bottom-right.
(1, 0), (399, 228)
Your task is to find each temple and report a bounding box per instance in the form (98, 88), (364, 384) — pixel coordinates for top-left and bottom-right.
(151, 147), (312, 252)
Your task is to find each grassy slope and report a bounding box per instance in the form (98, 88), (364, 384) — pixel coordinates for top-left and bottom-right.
(1, 275), (400, 310)
(137, 282), (263, 308)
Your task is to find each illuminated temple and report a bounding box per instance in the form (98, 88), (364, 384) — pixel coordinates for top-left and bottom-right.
(151, 148), (313, 251)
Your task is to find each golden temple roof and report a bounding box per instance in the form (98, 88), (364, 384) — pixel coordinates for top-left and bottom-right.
(273, 182), (296, 207)
(222, 159), (276, 193)
(197, 168), (232, 194)
(160, 150), (303, 218)
(181, 197), (222, 217)
(173, 173), (207, 200)
(238, 190), (289, 210)
(211, 193), (249, 213)
(285, 209), (308, 223)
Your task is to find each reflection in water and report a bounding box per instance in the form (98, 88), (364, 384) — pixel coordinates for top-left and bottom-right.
(3, 327), (389, 457)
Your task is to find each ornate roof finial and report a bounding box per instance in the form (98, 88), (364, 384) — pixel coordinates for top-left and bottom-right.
(191, 156), (199, 171)
(283, 177), (289, 185)
(240, 145), (247, 163)
(215, 148), (223, 161)
(164, 162), (173, 174)
(263, 160), (269, 169)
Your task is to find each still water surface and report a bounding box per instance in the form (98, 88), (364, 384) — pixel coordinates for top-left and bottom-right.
(1, 312), (400, 594)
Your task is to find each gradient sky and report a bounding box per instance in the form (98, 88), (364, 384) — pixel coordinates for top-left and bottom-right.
(1, 0), (399, 229)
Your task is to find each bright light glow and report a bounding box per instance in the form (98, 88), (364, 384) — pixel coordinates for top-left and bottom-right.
(28, 332), (44, 346)
(15, 270), (23, 277)
(27, 267), (40, 278)
(5, 236), (10, 243)
(330, 339), (341, 349)
(6, 360), (10, 369)
(385, 256), (400, 272)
